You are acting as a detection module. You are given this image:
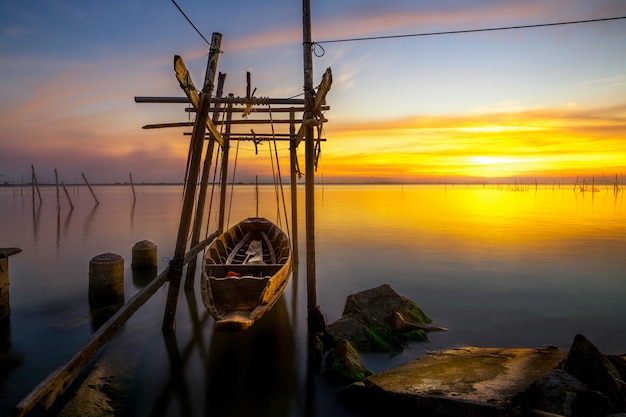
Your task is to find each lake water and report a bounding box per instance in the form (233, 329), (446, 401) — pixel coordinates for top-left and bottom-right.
(1, 183), (625, 416)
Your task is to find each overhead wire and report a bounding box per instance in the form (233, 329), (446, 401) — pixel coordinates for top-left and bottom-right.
(314, 15), (626, 46)
(171, 0), (211, 46)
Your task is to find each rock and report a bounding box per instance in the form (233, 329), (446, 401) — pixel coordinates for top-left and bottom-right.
(58, 363), (120, 417)
(608, 355), (626, 382)
(525, 369), (613, 417)
(326, 284), (435, 352)
(345, 347), (567, 417)
(324, 340), (373, 386)
(561, 334), (626, 411)
(336, 382), (371, 415)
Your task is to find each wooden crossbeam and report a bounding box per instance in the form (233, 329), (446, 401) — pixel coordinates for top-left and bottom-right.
(134, 96), (308, 105)
(184, 105), (330, 113)
(143, 118), (304, 129)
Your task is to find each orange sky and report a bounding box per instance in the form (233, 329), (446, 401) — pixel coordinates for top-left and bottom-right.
(1, 1), (625, 184)
(320, 104), (626, 182)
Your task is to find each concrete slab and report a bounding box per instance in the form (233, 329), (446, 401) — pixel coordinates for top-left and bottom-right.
(363, 347), (568, 417)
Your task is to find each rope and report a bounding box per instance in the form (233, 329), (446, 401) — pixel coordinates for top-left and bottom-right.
(226, 139), (240, 228)
(202, 138), (222, 258)
(267, 141), (281, 228)
(268, 105), (291, 239)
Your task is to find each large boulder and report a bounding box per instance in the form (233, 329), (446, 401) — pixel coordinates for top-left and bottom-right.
(526, 369), (613, 417)
(561, 334), (626, 411)
(325, 284), (440, 352)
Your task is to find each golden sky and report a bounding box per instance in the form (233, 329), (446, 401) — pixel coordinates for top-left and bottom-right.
(1, 1), (625, 183)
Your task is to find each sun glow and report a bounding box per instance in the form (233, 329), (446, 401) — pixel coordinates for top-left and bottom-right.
(323, 105), (626, 181)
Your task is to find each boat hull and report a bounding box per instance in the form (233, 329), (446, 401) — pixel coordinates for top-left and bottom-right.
(201, 217), (292, 331)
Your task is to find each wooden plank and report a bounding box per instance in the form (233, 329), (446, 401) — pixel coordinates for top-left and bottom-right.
(294, 67), (332, 147)
(185, 72), (227, 290)
(173, 55), (224, 148)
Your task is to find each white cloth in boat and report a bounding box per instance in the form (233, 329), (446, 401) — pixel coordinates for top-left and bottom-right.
(245, 239), (265, 264)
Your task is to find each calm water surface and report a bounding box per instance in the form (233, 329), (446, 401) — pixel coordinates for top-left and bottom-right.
(1, 184), (624, 416)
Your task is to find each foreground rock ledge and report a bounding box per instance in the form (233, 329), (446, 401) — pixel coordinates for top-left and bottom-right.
(339, 347), (568, 417)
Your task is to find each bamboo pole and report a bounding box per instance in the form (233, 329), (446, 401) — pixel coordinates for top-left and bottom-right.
(162, 32), (222, 332)
(302, 0), (317, 313)
(185, 105), (329, 113)
(81, 173), (99, 205)
(184, 72), (226, 289)
(217, 96), (233, 233)
(143, 118), (305, 129)
(135, 96), (309, 105)
(289, 109), (299, 265)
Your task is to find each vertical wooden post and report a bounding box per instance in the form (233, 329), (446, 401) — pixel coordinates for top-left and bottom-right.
(217, 96), (233, 233)
(163, 32), (222, 331)
(302, 0), (317, 311)
(184, 72), (227, 289)
(289, 109), (299, 264)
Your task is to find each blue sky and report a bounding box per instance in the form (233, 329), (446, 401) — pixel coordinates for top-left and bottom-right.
(1, 1), (625, 183)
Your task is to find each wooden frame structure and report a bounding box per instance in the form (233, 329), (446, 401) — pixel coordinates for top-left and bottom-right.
(135, 41), (332, 331)
(12, 29), (331, 416)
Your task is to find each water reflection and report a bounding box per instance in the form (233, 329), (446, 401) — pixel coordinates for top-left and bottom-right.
(0, 320), (22, 396)
(141, 291), (296, 417)
(31, 201), (42, 245)
(1, 184), (625, 417)
(203, 297), (296, 417)
(83, 204), (99, 238)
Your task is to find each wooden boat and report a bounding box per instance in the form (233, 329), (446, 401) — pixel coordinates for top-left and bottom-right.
(201, 217), (292, 331)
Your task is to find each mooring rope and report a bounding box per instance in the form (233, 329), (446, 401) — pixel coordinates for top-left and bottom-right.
(202, 141), (222, 258)
(226, 139), (241, 228)
(267, 141), (281, 228)
(268, 104), (291, 239)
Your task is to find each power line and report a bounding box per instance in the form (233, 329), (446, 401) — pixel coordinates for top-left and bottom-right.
(171, 0), (211, 46)
(315, 15), (626, 45)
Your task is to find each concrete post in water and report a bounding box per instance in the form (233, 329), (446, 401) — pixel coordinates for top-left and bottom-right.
(132, 240), (157, 269)
(88, 253), (124, 307)
(132, 240), (158, 287)
(0, 248), (22, 320)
